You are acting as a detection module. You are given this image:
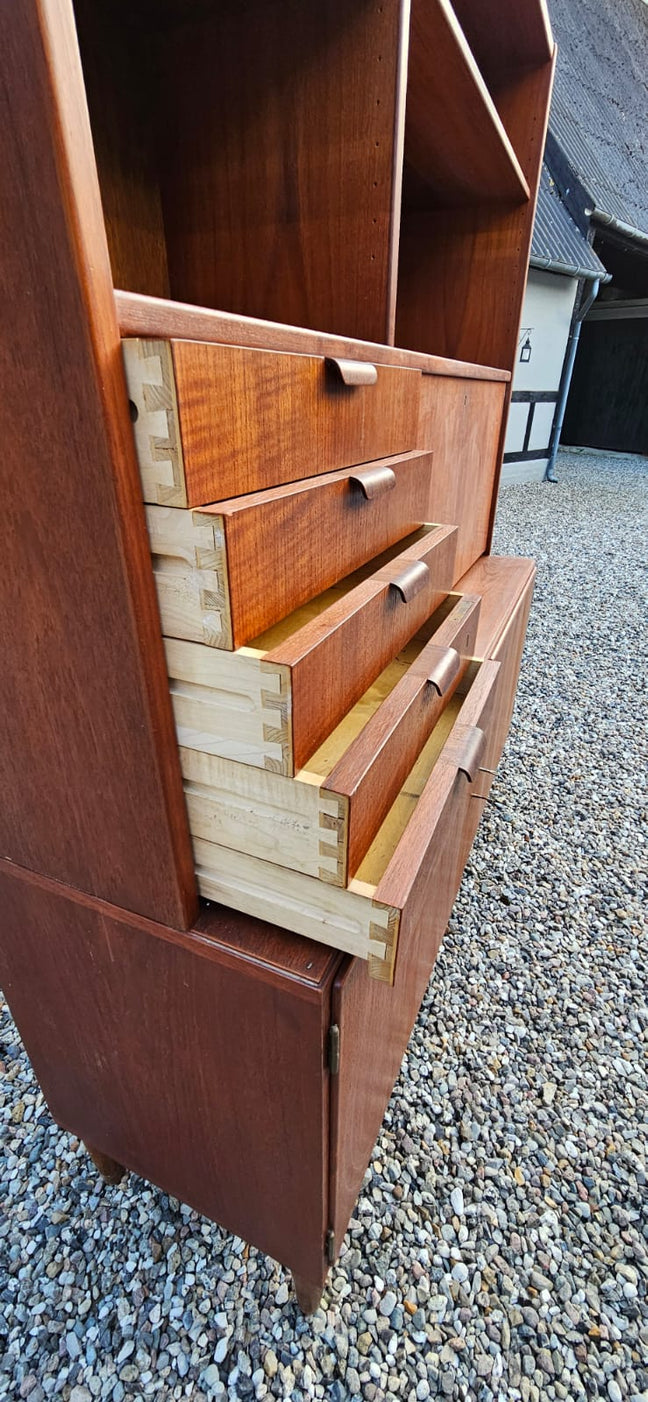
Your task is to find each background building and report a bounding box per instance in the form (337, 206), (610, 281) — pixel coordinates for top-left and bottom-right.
(502, 0), (648, 483)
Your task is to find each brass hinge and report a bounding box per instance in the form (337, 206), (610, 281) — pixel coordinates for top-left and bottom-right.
(325, 1228), (336, 1264)
(327, 1023), (340, 1075)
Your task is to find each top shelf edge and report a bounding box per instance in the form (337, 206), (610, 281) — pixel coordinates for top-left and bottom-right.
(115, 291), (511, 385)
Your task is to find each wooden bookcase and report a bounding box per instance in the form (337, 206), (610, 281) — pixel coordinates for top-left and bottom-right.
(0, 0), (553, 1310)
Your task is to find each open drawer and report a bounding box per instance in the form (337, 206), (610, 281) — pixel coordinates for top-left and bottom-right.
(180, 593), (481, 887)
(144, 450), (432, 650)
(195, 655), (500, 984)
(164, 524), (458, 775)
(123, 337), (422, 507)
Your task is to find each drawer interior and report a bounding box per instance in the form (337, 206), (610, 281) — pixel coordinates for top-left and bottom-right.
(298, 594), (464, 784)
(245, 525), (440, 656)
(350, 661), (485, 892)
(354, 697), (462, 886)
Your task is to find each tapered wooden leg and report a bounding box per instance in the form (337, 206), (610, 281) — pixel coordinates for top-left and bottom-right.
(84, 1142), (125, 1184)
(292, 1273), (326, 1314)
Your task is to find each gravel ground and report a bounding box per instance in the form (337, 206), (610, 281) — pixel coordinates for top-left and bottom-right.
(1, 448), (647, 1402)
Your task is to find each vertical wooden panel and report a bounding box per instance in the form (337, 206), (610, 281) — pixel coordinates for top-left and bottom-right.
(0, 860), (337, 1286)
(395, 58), (555, 372)
(157, 0), (407, 342)
(72, 0), (170, 296)
(420, 375), (507, 578)
(0, 0), (196, 924)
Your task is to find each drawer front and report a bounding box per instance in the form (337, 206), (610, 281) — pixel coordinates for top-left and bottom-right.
(165, 524), (458, 777)
(123, 338), (422, 507)
(324, 592), (481, 878)
(280, 524), (458, 770)
(145, 450), (433, 650)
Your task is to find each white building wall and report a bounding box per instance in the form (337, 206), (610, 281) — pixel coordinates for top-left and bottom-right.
(501, 267), (579, 484)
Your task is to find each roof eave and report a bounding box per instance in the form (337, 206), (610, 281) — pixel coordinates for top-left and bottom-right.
(529, 254), (610, 283)
(590, 208), (648, 254)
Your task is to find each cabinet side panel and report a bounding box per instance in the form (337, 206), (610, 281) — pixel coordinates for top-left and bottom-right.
(0, 865), (330, 1285)
(421, 376), (506, 579)
(0, 0), (196, 923)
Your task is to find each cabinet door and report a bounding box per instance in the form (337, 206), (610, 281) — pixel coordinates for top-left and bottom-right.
(0, 859), (338, 1287)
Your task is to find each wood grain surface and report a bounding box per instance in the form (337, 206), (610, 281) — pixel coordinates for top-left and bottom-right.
(154, 0), (406, 342)
(453, 0), (553, 87)
(72, 0), (170, 297)
(396, 57), (554, 376)
(275, 524), (458, 770)
(406, 0), (529, 205)
(163, 526), (457, 776)
(323, 594), (482, 877)
(125, 337), (423, 507)
(454, 554), (536, 659)
(0, 0), (196, 925)
(0, 858), (338, 1287)
(421, 375), (507, 578)
(116, 291), (510, 382)
(146, 450), (433, 650)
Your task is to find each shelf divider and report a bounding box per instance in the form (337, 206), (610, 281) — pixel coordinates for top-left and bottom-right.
(405, 0), (530, 206)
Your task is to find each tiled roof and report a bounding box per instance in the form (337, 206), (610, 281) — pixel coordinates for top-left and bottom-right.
(547, 0), (648, 236)
(530, 164), (608, 280)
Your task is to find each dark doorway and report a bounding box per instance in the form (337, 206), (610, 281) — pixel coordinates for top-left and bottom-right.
(562, 316), (648, 454)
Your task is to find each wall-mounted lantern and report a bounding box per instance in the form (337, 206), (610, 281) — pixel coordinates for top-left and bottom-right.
(520, 334), (532, 363)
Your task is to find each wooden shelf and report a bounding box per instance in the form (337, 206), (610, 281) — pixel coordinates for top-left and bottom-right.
(452, 0), (553, 90)
(405, 0), (530, 206)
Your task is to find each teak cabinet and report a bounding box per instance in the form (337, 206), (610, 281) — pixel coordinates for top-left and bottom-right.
(0, 0), (553, 1309)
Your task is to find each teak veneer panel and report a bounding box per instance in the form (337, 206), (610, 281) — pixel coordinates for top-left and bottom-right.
(405, 0), (530, 206)
(396, 56), (554, 375)
(422, 374), (507, 578)
(0, 0), (195, 924)
(154, 0), (407, 343)
(323, 593), (481, 875)
(0, 858), (337, 1288)
(165, 524), (458, 776)
(72, 0), (170, 298)
(452, 0), (553, 88)
(145, 450), (432, 650)
(455, 554), (536, 659)
(124, 337), (423, 507)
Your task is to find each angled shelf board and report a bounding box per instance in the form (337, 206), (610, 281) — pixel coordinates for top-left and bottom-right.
(405, 0), (530, 207)
(451, 0), (553, 90)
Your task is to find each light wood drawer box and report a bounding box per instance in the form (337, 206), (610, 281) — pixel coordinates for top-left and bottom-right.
(188, 556), (535, 983)
(180, 593), (481, 887)
(194, 654), (502, 984)
(123, 337), (423, 507)
(164, 524), (458, 776)
(145, 449), (433, 650)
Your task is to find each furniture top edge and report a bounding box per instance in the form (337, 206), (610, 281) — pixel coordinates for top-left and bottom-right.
(115, 291), (511, 384)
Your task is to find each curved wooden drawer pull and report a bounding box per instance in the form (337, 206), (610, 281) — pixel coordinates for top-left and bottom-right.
(326, 356), (378, 386)
(349, 465), (396, 500)
(388, 559), (430, 603)
(426, 645), (461, 696)
(454, 725), (487, 783)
